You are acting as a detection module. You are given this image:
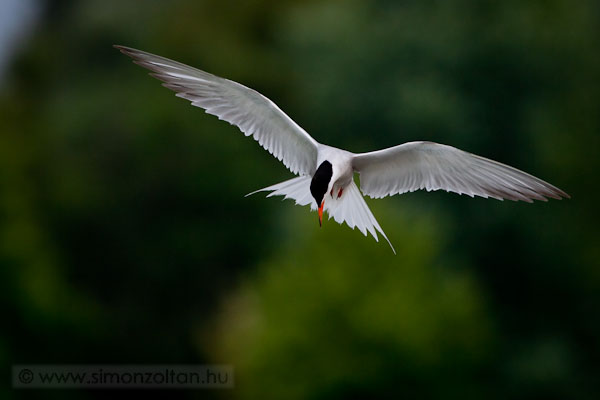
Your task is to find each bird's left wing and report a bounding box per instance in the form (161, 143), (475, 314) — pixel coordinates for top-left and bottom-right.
(115, 45), (319, 176)
(352, 141), (569, 202)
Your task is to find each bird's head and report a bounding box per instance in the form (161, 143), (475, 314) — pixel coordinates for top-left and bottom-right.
(310, 161), (333, 227)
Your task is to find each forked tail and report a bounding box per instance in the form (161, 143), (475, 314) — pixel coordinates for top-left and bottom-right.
(246, 176), (396, 254)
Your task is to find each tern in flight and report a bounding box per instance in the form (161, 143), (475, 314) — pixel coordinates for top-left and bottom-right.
(116, 45), (569, 254)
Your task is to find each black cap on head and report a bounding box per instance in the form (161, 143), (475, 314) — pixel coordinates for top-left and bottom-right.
(310, 161), (333, 205)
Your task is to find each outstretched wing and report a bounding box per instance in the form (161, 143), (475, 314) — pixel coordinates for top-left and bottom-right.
(352, 141), (569, 202)
(115, 45), (319, 176)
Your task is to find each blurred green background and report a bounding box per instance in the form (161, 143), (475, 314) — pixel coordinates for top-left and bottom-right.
(1, 0), (598, 399)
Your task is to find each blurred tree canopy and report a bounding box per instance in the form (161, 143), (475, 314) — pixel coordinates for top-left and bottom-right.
(1, 0), (598, 399)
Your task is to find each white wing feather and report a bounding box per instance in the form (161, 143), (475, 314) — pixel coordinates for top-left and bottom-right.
(352, 141), (569, 202)
(115, 45), (319, 176)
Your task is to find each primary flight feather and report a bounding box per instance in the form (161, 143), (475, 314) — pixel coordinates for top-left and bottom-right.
(115, 45), (569, 254)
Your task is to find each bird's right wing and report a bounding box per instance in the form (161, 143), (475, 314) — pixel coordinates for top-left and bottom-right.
(115, 45), (319, 176)
(352, 141), (569, 202)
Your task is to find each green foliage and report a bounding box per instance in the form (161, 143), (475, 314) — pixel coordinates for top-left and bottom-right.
(214, 206), (493, 399)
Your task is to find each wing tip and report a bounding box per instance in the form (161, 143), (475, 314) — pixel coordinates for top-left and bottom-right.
(114, 44), (135, 55)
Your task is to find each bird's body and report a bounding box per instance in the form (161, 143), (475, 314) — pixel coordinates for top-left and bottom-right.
(116, 45), (569, 254)
(317, 144), (354, 197)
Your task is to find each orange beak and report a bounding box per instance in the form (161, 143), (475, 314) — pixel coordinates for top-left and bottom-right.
(318, 200), (324, 227)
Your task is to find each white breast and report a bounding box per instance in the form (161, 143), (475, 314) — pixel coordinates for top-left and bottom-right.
(316, 144), (355, 192)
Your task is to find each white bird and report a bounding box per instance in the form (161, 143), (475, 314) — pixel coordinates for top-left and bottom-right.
(115, 45), (569, 254)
